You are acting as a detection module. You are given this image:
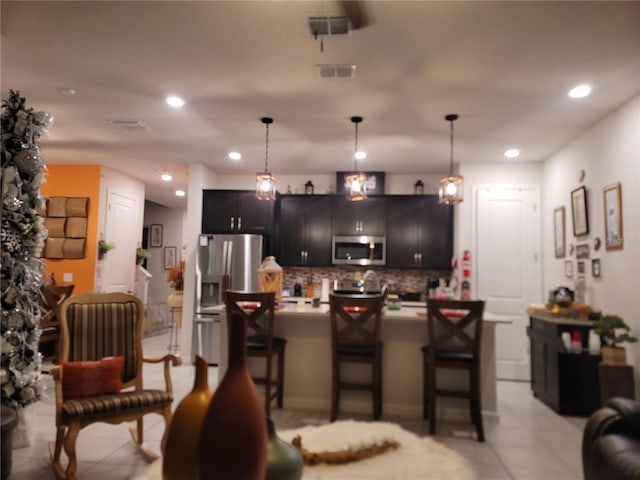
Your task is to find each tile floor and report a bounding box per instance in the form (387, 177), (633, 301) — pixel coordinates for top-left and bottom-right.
(9, 332), (587, 479)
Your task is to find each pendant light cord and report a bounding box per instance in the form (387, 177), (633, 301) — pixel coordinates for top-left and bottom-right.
(261, 117), (273, 174)
(354, 121), (359, 171)
(445, 113), (458, 176)
(264, 122), (269, 174)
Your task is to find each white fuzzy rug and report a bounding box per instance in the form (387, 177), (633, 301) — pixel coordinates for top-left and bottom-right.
(138, 420), (475, 480)
(278, 420), (476, 480)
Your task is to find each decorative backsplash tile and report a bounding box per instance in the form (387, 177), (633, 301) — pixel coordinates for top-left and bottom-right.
(283, 266), (451, 301)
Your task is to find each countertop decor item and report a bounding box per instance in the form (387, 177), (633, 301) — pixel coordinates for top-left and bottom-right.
(266, 417), (303, 480)
(197, 292), (267, 479)
(162, 356), (212, 480)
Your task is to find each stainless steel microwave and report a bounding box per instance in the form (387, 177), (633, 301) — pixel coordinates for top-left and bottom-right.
(332, 235), (386, 266)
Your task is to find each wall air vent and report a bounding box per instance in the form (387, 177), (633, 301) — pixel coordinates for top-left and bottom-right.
(317, 64), (356, 79)
(308, 16), (349, 36)
(108, 120), (151, 131)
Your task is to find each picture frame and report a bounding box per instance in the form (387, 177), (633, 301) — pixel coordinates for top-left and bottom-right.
(575, 243), (590, 260)
(163, 246), (177, 270)
(335, 171), (385, 195)
(564, 260), (573, 278)
(577, 260), (585, 274)
(150, 224), (163, 247)
(592, 259), (601, 278)
(553, 206), (565, 258)
(571, 186), (589, 236)
(603, 182), (623, 250)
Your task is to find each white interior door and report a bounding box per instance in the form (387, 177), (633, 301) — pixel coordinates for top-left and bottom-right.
(102, 189), (138, 293)
(475, 186), (541, 381)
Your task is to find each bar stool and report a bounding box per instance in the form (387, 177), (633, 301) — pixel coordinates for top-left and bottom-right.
(422, 298), (485, 441)
(225, 291), (285, 416)
(329, 293), (384, 422)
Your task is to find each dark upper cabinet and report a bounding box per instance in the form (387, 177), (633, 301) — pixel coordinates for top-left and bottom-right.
(386, 195), (453, 269)
(202, 190), (274, 235)
(332, 196), (386, 235)
(278, 195), (333, 266)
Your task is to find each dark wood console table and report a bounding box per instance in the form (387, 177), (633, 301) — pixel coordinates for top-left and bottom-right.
(527, 313), (601, 416)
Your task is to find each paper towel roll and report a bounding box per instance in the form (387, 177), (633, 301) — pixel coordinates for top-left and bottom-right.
(321, 278), (330, 302)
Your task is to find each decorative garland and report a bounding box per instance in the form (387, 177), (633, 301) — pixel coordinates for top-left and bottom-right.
(1, 90), (52, 408)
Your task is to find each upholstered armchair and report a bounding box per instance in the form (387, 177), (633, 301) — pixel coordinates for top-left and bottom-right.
(49, 292), (181, 480)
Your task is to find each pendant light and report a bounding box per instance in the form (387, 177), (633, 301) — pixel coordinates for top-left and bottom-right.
(255, 117), (276, 201)
(345, 116), (367, 201)
(438, 114), (464, 205)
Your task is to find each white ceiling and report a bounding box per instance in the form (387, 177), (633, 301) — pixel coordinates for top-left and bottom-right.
(2, 1), (639, 208)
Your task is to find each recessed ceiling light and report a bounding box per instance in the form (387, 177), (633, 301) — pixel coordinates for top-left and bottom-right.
(355, 151), (367, 160)
(504, 148), (520, 158)
(568, 84), (591, 98)
(175, 190), (186, 197)
(228, 152), (242, 160)
(166, 95), (185, 108)
(161, 173), (172, 181)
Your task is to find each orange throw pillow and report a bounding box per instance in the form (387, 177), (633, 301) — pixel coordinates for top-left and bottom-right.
(62, 356), (124, 399)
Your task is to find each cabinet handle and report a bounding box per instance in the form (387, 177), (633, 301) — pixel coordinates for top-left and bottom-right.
(300, 251), (305, 264)
(238, 217), (242, 230)
(230, 217), (235, 230)
(414, 253), (418, 266)
(304, 251), (308, 264)
(418, 253), (422, 266)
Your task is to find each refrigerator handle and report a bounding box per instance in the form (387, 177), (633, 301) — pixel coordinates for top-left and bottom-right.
(226, 240), (234, 276)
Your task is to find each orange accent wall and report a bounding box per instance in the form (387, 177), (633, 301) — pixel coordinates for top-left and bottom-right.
(40, 165), (101, 293)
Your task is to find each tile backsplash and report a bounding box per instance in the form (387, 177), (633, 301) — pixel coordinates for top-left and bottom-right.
(283, 266), (451, 301)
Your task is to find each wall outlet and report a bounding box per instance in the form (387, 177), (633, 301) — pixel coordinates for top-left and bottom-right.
(63, 273), (73, 282)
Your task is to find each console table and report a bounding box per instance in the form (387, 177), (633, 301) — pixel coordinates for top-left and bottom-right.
(527, 312), (601, 415)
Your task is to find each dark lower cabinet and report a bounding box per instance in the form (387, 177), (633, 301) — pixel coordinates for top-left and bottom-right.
(527, 315), (601, 416)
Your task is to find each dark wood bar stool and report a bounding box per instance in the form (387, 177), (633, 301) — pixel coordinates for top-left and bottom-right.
(225, 291), (285, 417)
(422, 299), (485, 441)
(329, 293), (384, 422)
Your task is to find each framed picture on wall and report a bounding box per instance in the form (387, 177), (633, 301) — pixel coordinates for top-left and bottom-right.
(163, 246), (177, 270)
(150, 224), (163, 247)
(592, 259), (601, 278)
(554, 206), (565, 258)
(564, 260), (573, 278)
(571, 186), (589, 236)
(603, 182), (623, 250)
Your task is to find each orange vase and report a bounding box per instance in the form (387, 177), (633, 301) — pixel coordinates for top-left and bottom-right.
(162, 356), (212, 480)
(197, 311), (267, 479)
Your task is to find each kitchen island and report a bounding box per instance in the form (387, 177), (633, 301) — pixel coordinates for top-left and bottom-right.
(204, 300), (509, 419)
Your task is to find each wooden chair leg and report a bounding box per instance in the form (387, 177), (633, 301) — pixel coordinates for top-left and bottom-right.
(129, 418), (159, 462)
(49, 427), (67, 479)
(428, 365), (437, 436)
(422, 359), (429, 419)
(472, 367), (485, 442)
(264, 356), (272, 417)
(330, 360), (339, 422)
(277, 349), (285, 408)
(63, 423), (81, 480)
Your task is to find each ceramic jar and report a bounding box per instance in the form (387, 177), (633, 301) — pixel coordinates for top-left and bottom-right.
(162, 356), (212, 480)
(197, 305), (267, 479)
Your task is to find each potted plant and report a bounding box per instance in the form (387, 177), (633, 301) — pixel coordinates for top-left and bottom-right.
(136, 248), (150, 265)
(592, 314), (637, 365)
(97, 240), (115, 260)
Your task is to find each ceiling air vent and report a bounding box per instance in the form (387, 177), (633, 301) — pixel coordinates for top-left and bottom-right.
(317, 64), (356, 79)
(108, 120), (151, 131)
(308, 16), (349, 36)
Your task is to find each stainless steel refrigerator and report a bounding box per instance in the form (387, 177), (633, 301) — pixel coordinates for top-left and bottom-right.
(193, 233), (263, 364)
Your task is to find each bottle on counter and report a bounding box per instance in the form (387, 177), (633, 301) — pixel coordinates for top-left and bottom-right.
(305, 277), (314, 298)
